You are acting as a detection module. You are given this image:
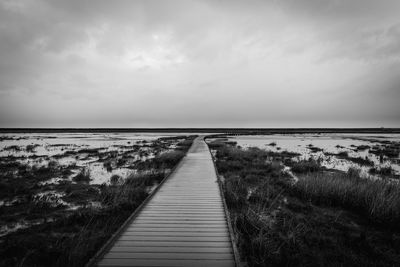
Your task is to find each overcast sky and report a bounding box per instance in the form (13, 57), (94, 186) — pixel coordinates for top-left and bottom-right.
(0, 0), (399, 128)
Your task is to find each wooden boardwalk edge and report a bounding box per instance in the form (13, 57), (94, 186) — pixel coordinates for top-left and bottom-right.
(205, 137), (243, 267)
(87, 136), (240, 267)
(85, 145), (191, 267)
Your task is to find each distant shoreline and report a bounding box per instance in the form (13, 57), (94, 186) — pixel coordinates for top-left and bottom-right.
(1, 128), (400, 134)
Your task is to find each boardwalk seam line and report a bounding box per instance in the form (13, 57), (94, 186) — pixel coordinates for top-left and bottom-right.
(84, 140), (194, 267)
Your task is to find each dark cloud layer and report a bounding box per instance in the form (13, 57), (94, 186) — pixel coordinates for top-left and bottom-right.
(0, 0), (399, 127)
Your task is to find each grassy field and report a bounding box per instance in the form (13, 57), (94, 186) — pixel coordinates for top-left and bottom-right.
(208, 140), (400, 267)
(0, 136), (196, 267)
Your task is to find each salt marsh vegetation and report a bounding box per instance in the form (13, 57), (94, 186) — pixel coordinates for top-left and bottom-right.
(207, 135), (400, 266)
(0, 132), (196, 266)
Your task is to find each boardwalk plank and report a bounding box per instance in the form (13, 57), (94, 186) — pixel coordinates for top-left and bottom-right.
(125, 229), (226, 234)
(114, 241), (232, 248)
(95, 138), (235, 267)
(98, 259), (235, 267)
(109, 247), (232, 253)
(103, 252), (233, 260)
(133, 217), (227, 221)
(122, 231), (229, 237)
(118, 235), (230, 242)
(127, 223), (228, 228)
(140, 210), (224, 214)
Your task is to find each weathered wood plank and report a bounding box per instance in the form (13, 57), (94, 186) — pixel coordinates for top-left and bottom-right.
(109, 246), (232, 254)
(114, 241), (232, 248)
(98, 259), (235, 267)
(130, 221), (227, 226)
(143, 207), (223, 211)
(103, 252), (233, 260)
(127, 223), (228, 228)
(140, 210), (224, 214)
(95, 138), (235, 267)
(118, 235), (230, 242)
(148, 203), (223, 209)
(135, 217), (227, 222)
(124, 228), (228, 232)
(122, 231), (229, 237)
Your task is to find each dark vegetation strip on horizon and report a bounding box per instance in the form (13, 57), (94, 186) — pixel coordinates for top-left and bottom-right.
(1, 128), (400, 134)
(208, 140), (400, 267)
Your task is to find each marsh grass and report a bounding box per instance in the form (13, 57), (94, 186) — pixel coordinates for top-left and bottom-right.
(103, 161), (113, 172)
(369, 166), (394, 176)
(1, 173), (165, 267)
(0, 178), (149, 267)
(289, 159), (322, 173)
(109, 174), (122, 185)
(72, 168), (91, 183)
(134, 150), (186, 171)
(307, 144), (323, 152)
(293, 170), (400, 228)
(0, 136), (194, 267)
(0, 160), (72, 199)
(330, 151), (375, 166)
(26, 144), (40, 152)
(0, 135), (197, 267)
(370, 144), (400, 158)
(212, 143), (400, 267)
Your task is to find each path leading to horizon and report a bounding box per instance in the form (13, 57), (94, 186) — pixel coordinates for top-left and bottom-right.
(95, 137), (236, 267)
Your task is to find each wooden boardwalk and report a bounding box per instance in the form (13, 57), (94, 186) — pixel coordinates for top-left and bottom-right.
(94, 137), (236, 267)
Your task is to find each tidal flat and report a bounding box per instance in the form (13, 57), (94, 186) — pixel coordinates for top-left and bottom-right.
(1, 131), (400, 266)
(224, 133), (400, 179)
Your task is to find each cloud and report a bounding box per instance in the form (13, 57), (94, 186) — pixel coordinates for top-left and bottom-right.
(0, 0), (399, 127)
